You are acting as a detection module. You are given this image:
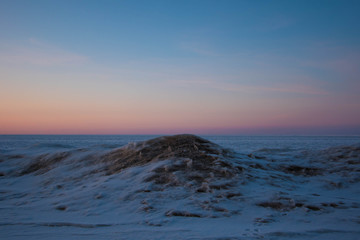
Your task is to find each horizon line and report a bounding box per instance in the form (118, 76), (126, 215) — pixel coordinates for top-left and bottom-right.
(1, 133), (360, 137)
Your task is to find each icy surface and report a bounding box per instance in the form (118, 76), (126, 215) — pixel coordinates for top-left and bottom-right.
(0, 134), (360, 239)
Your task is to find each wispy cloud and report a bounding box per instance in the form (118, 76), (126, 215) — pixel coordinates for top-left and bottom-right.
(0, 38), (88, 66)
(298, 42), (360, 75)
(172, 79), (328, 95)
(180, 42), (220, 57)
(301, 55), (360, 76)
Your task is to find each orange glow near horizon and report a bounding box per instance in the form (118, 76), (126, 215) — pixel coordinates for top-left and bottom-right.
(1, 72), (360, 135)
(1, 97), (359, 135)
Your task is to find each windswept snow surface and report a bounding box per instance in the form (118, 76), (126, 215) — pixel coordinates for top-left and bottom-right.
(0, 135), (360, 239)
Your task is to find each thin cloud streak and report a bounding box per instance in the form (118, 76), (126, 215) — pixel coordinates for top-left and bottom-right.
(173, 79), (329, 95)
(0, 38), (88, 66)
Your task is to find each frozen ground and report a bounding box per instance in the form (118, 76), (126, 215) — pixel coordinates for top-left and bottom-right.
(0, 134), (359, 239)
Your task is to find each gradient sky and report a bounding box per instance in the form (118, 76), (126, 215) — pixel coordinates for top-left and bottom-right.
(1, 0), (360, 135)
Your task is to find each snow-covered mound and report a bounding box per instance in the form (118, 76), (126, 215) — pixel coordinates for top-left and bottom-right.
(18, 135), (242, 194)
(102, 134), (242, 192)
(103, 134), (234, 173)
(4, 135), (247, 218)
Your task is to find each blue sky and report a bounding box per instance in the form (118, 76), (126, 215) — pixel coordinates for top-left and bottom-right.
(0, 0), (360, 135)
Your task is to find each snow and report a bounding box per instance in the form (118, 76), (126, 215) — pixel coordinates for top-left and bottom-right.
(0, 135), (359, 239)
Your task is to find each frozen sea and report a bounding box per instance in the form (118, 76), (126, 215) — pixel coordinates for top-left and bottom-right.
(0, 135), (360, 239)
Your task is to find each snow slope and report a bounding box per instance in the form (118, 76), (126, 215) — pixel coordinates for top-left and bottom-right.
(0, 134), (359, 239)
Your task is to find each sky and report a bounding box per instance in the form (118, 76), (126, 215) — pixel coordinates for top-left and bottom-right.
(0, 0), (360, 135)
